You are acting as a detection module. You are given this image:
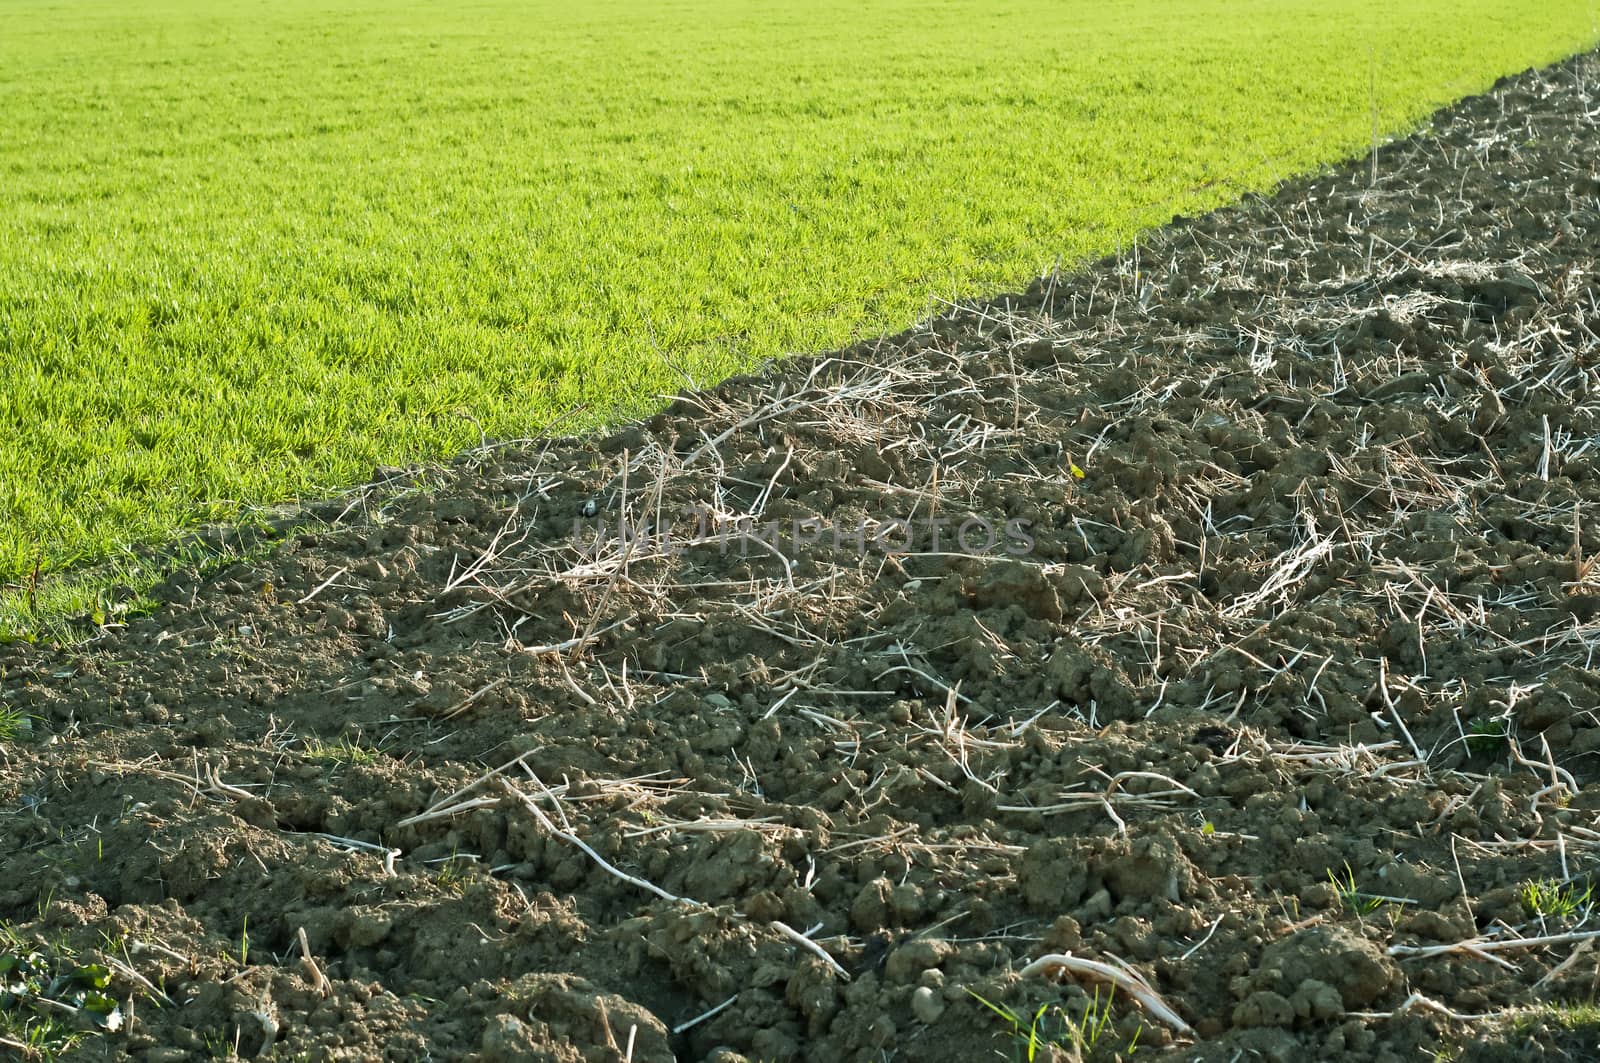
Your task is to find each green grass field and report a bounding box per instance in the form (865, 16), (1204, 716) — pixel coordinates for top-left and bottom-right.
(2, 0), (1595, 605)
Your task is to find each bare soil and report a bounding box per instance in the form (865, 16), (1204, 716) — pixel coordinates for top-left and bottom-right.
(5, 50), (1600, 1063)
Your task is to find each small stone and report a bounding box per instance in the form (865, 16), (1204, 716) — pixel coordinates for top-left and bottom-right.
(911, 985), (945, 1024)
(1076, 887), (1113, 922)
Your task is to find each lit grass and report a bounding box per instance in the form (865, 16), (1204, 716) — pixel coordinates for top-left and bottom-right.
(0, 925), (118, 1059)
(0, 705), (28, 743)
(1502, 997), (1600, 1052)
(0, 505), (322, 642)
(1514, 1001), (1600, 1031)
(2, 0), (1595, 598)
(301, 734), (382, 765)
(968, 987), (1140, 1061)
(1520, 878), (1595, 921)
(1329, 863), (1387, 917)
(0, 553), (160, 644)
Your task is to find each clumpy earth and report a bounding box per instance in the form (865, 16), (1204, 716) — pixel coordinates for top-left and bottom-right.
(5, 50), (1600, 1063)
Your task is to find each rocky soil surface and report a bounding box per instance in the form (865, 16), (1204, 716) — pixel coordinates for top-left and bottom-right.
(5, 49), (1600, 1063)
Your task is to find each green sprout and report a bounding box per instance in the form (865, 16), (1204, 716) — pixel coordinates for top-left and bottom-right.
(0, 706), (29, 743)
(1465, 717), (1509, 755)
(967, 986), (1137, 1061)
(1521, 879), (1594, 921)
(0, 930), (123, 1057)
(301, 734), (381, 765)
(434, 852), (473, 893)
(1328, 863), (1385, 917)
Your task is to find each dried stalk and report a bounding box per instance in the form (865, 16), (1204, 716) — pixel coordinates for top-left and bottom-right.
(1019, 952), (1194, 1036)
